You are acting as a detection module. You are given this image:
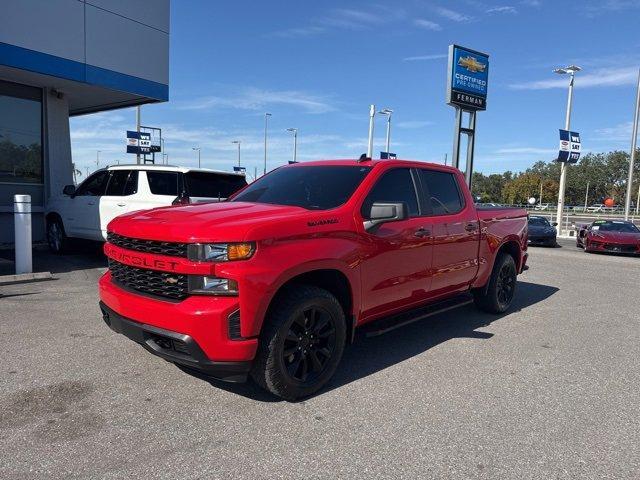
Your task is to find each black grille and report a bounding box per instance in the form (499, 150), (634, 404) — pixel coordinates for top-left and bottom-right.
(108, 259), (188, 300)
(228, 310), (242, 340)
(107, 232), (188, 258)
(604, 244), (637, 253)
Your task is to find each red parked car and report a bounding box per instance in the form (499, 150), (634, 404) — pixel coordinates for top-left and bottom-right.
(576, 219), (640, 254)
(99, 159), (528, 400)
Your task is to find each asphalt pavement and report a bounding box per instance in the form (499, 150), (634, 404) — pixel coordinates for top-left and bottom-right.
(1, 239), (639, 479)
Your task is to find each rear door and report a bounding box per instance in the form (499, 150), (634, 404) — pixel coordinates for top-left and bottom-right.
(98, 170), (138, 239)
(359, 167), (434, 320)
(417, 168), (479, 296)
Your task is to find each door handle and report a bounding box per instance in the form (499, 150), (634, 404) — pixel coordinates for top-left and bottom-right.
(414, 227), (431, 237)
(87, 201), (95, 206)
(117, 203), (127, 207)
(464, 222), (478, 232)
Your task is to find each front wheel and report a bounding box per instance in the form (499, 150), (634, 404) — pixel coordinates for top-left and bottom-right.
(473, 253), (517, 314)
(251, 286), (346, 401)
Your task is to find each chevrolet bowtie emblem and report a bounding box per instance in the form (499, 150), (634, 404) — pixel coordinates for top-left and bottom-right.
(458, 56), (486, 73)
(164, 276), (179, 284)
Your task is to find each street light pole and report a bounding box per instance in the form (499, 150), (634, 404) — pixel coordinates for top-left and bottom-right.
(264, 113), (271, 176)
(553, 65), (580, 231)
(192, 147), (201, 168)
(378, 108), (393, 156)
(96, 150), (101, 168)
(624, 68), (640, 220)
(232, 140), (241, 166)
(136, 105), (141, 165)
(286, 128), (298, 163)
(367, 104), (375, 158)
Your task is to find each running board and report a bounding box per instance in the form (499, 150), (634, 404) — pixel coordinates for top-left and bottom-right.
(359, 294), (474, 338)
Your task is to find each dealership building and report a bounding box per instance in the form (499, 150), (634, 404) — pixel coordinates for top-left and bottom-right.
(0, 0), (169, 243)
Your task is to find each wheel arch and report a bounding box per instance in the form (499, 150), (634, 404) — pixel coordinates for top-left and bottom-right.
(260, 268), (357, 343)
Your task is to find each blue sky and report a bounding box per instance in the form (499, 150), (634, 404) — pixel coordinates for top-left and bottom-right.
(70, 0), (640, 180)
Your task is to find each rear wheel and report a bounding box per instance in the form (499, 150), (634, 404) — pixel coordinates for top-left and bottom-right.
(251, 285), (346, 401)
(46, 216), (71, 254)
(473, 253), (517, 314)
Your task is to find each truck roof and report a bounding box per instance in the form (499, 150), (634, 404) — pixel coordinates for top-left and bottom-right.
(103, 164), (245, 176)
(284, 158), (460, 172)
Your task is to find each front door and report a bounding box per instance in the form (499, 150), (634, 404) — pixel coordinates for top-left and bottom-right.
(359, 168), (433, 321)
(66, 170), (109, 238)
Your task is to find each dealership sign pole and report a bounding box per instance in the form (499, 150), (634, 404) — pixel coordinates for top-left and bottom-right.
(447, 45), (489, 188)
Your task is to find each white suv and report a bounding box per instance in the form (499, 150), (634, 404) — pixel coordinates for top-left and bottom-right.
(45, 165), (247, 253)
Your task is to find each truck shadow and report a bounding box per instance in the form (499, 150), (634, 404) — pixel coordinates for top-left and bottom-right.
(190, 280), (559, 402)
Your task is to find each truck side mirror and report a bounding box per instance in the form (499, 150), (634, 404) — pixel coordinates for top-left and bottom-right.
(552, 222), (558, 226)
(364, 202), (408, 231)
(63, 184), (76, 196)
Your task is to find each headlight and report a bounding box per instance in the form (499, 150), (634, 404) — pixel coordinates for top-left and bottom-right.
(188, 276), (239, 295)
(188, 242), (255, 262)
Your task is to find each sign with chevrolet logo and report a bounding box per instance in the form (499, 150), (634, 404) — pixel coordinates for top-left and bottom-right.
(557, 129), (581, 163)
(447, 45), (489, 111)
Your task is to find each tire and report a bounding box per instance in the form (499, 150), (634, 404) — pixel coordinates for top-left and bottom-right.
(46, 216), (71, 254)
(473, 253), (517, 314)
(251, 285), (346, 401)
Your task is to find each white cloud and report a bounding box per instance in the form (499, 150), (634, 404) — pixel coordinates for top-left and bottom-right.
(413, 18), (442, 30)
(177, 88), (336, 114)
(269, 7), (388, 37)
(509, 67), (639, 90)
(434, 7), (473, 22)
(594, 121), (633, 142)
(403, 53), (447, 61)
(486, 6), (518, 14)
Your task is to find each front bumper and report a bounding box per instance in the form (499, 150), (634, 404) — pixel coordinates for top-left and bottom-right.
(587, 241), (640, 254)
(528, 235), (556, 246)
(99, 301), (252, 382)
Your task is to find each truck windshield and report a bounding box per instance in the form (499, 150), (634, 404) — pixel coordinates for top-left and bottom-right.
(231, 165), (372, 210)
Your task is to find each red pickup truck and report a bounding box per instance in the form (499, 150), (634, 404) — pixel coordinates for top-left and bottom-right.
(99, 159), (528, 400)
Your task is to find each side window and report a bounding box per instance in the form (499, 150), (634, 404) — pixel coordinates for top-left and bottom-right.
(419, 169), (464, 215)
(361, 168), (419, 219)
(75, 171), (110, 196)
(147, 171), (179, 196)
(123, 171), (138, 196)
(105, 171), (138, 196)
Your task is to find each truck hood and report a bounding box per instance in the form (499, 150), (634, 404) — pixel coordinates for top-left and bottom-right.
(108, 201), (312, 242)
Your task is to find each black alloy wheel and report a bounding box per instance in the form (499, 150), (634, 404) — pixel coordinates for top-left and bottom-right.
(282, 306), (337, 383)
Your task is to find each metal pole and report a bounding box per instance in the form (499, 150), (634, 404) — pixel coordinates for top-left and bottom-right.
(367, 104), (375, 158)
(264, 113), (271, 175)
(444, 153), (447, 166)
(464, 111), (476, 188)
(198, 149), (201, 168)
(385, 113), (391, 155)
(555, 72), (575, 233)
(636, 182), (640, 215)
(584, 181), (589, 211)
(237, 143), (241, 166)
(624, 69), (640, 220)
(136, 106), (141, 165)
(14, 194), (32, 274)
(96, 150), (101, 168)
(293, 130), (298, 163)
(452, 108), (462, 169)
(539, 180), (543, 205)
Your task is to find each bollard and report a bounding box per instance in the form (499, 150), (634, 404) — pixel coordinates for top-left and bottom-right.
(14, 194), (32, 274)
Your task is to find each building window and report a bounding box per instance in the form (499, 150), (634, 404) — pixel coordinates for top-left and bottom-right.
(0, 80), (43, 184)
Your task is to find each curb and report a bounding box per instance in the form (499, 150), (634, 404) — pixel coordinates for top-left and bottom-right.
(0, 271), (55, 286)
